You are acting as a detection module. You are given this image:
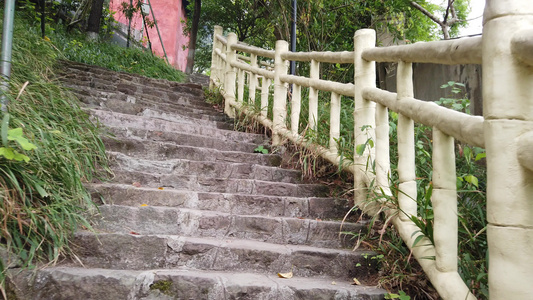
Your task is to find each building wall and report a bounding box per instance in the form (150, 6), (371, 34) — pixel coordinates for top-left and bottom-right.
(109, 0), (189, 71)
(378, 63), (483, 116)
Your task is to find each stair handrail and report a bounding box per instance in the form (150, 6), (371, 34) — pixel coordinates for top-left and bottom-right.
(208, 1), (533, 298)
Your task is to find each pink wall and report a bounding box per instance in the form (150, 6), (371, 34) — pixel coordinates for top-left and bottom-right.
(109, 0), (190, 71)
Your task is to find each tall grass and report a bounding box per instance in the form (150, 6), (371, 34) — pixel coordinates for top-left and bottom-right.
(0, 14), (110, 298)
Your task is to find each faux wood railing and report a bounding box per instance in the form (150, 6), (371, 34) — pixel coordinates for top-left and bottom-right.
(208, 1), (533, 298)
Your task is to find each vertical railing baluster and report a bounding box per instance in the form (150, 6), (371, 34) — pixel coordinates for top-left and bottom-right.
(224, 33), (238, 118)
(375, 103), (390, 192)
(329, 92), (341, 153)
(272, 40), (289, 145)
(237, 68), (245, 103)
(249, 54), (258, 104)
(432, 128), (457, 272)
(291, 84), (301, 135)
(260, 76), (270, 118)
(309, 59), (319, 131)
(353, 29), (376, 208)
(396, 61), (417, 220)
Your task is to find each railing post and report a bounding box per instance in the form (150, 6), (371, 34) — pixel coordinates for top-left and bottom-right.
(396, 61), (417, 220)
(272, 40), (289, 146)
(224, 33), (238, 118)
(353, 29), (376, 208)
(483, 1), (533, 299)
(209, 25), (223, 89)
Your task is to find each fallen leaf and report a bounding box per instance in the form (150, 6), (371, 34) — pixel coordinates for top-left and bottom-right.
(140, 204), (148, 207)
(132, 182), (141, 187)
(158, 187), (164, 190)
(130, 231), (140, 235)
(331, 281), (337, 285)
(277, 271), (293, 279)
(351, 278), (361, 285)
(316, 218), (322, 222)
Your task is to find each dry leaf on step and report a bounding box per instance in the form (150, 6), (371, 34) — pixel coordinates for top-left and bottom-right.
(132, 182), (141, 187)
(158, 187), (165, 190)
(351, 278), (361, 285)
(277, 271), (293, 279)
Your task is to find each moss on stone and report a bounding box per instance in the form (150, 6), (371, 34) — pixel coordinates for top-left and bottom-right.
(150, 280), (174, 296)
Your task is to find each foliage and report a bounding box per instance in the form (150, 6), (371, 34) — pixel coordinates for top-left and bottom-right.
(185, 0), (471, 72)
(0, 13), (111, 297)
(409, 0), (470, 39)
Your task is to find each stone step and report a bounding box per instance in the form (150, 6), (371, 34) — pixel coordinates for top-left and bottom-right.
(106, 169), (329, 197)
(61, 60), (205, 98)
(70, 233), (377, 280)
(90, 184), (353, 220)
(10, 266), (386, 300)
(93, 205), (361, 249)
(67, 83), (216, 111)
(108, 151), (301, 184)
(106, 126), (263, 153)
(92, 109), (264, 145)
(102, 136), (282, 167)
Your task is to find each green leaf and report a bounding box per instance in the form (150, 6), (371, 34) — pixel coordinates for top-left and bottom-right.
(34, 182), (49, 197)
(411, 233), (425, 247)
(464, 175), (479, 188)
(12, 150), (30, 162)
(356, 143), (366, 155)
(0, 147), (15, 160)
(8, 128), (37, 150)
(475, 152), (486, 161)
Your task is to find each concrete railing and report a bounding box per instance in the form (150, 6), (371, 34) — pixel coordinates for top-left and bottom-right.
(209, 1), (533, 298)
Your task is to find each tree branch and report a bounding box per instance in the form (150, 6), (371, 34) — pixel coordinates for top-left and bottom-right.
(409, 1), (443, 26)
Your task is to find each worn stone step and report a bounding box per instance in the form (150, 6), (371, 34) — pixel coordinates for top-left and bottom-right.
(70, 233), (377, 280)
(102, 136), (282, 167)
(93, 109), (264, 145)
(108, 151), (301, 184)
(106, 169), (329, 197)
(90, 184), (353, 220)
(61, 60), (205, 98)
(70, 85), (221, 116)
(10, 266), (386, 300)
(106, 126), (264, 153)
(93, 205), (361, 249)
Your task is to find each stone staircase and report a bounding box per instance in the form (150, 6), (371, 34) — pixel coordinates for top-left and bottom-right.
(10, 61), (386, 299)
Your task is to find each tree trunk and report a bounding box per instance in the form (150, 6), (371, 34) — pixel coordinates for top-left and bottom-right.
(87, 0), (105, 40)
(185, 0), (201, 74)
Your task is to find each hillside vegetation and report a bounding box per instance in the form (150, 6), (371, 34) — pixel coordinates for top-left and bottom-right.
(0, 8), (185, 298)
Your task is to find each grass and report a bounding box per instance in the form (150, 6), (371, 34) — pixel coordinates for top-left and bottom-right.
(0, 12), (114, 298)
